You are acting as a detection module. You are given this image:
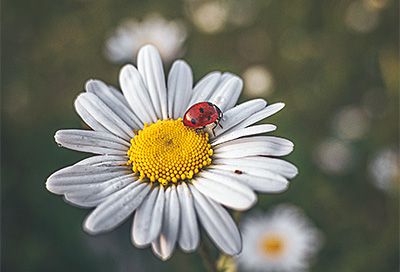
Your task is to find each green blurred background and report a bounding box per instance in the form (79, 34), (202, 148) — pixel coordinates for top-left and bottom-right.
(2, 0), (399, 271)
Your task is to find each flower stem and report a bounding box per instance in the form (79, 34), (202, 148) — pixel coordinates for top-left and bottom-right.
(199, 241), (217, 272)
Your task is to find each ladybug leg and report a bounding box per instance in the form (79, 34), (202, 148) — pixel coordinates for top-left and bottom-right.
(212, 121), (220, 136)
(217, 109), (224, 129)
(214, 109), (223, 129)
(211, 127), (216, 137)
(206, 123), (218, 137)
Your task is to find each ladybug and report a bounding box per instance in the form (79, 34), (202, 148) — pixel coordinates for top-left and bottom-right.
(183, 102), (223, 135)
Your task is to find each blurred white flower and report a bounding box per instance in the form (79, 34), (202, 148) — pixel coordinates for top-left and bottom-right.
(105, 14), (187, 63)
(369, 148), (399, 192)
(242, 65), (274, 97)
(345, 0), (379, 33)
(187, 1), (229, 34)
(238, 204), (322, 272)
(332, 105), (370, 141)
(314, 138), (353, 175)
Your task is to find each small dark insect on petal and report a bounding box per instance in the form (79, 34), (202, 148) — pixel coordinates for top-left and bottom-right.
(234, 170), (243, 174)
(199, 108), (204, 113)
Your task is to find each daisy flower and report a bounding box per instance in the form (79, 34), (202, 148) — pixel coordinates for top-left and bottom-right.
(46, 44), (298, 260)
(238, 205), (322, 272)
(105, 14), (186, 64)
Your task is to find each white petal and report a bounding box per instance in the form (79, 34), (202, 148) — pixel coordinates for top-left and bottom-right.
(65, 174), (137, 208)
(74, 93), (134, 140)
(215, 72), (236, 92)
(231, 102), (285, 131)
(212, 124), (276, 146)
(132, 186), (165, 247)
(214, 136), (294, 158)
(220, 72), (235, 83)
(86, 79), (143, 129)
(213, 157), (298, 179)
(194, 170), (256, 211)
(54, 129), (129, 155)
(151, 185), (180, 260)
(119, 64), (158, 124)
(85, 79), (126, 107)
(208, 166), (289, 193)
(84, 181), (150, 234)
(137, 45), (168, 120)
(46, 164), (129, 194)
(209, 75), (243, 112)
(220, 135), (294, 148)
(190, 185), (242, 255)
(109, 85), (128, 100)
(74, 155), (128, 167)
(167, 60), (193, 119)
(78, 174), (136, 199)
(213, 99), (267, 137)
(188, 71), (221, 106)
(64, 173), (135, 198)
(177, 183), (199, 252)
(74, 98), (107, 132)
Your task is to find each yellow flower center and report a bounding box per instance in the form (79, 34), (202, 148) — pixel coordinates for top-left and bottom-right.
(127, 118), (213, 186)
(260, 234), (285, 257)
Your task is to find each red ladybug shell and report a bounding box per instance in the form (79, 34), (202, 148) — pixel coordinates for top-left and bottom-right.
(183, 102), (222, 129)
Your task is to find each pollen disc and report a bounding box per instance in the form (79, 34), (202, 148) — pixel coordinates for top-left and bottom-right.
(127, 119), (213, 186)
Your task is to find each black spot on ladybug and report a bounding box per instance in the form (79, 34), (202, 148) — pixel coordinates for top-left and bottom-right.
(199, 108), (204, 113)
(234, 170), (243, 174)
(191, 118), (197, 124)
(207, 116), (211, 121)
(207, 102), (213, 106)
